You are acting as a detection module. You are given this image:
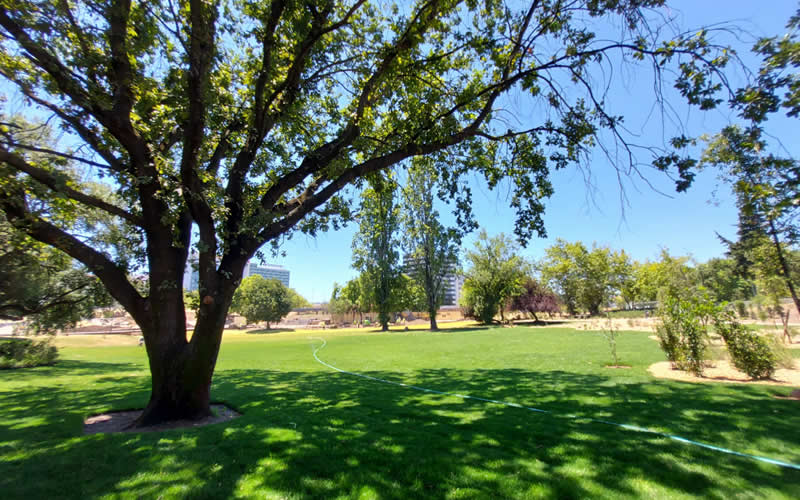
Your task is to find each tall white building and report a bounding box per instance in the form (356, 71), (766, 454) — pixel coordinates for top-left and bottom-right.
(183, 257), (290, 291)
(243, 262), (290, 287)
(183, 255), (200, 292)
(402, 256), (464, 306)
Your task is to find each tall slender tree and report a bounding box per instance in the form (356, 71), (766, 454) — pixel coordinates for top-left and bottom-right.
(352, 175), (400, 331)
(699, 8), (800, 315)
(702, 127), (800, 316)
(0, 0), (737, 425)
(401, 159), (462, 330)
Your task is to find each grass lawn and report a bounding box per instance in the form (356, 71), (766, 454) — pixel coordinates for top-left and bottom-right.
(2, 324), (799, 499)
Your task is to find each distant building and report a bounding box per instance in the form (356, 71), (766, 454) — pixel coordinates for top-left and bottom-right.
(183, 255), (200, 292)
(183, 256), (290, 291)
(402, 256), (464, 307)
(244, 262), (290, 288)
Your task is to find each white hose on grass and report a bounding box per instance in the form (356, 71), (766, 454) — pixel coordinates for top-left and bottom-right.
(309, 337), (800, 471)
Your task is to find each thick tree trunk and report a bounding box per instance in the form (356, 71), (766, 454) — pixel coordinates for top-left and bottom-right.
(132, 271), (233, 427)
(135, 337), (216, 426)
(429, 310), (438, 331)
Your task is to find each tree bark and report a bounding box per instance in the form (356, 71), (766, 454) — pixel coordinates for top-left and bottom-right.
(768, 220), (800, 317)
(135, 337), (215, 426)
(426, 285), (439, 331)
(132, 263), (234, 427)
(429, 309), (438, 331)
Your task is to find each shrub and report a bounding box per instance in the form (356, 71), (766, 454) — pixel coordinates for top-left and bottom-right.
(459, 285), (498, 324)
(0, 338), (59, 369)
(713, 311), (776, 380)
(655, 312), (686, 368)
(734, 301), (747, 319)
(600, 315), (621, 366)
(656, 294), (713, 376)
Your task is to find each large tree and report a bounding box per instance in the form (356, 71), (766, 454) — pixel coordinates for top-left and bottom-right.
(702, 127), (799, 316)
(401, 158), (462, 330)
(0, 0), (734, 425)
(230, 275), (292, 329)
(698, 9), (800, 315)
(540, 240), (631, 315)
(461, 231), (527, 324)
(352, 175), (400, 331)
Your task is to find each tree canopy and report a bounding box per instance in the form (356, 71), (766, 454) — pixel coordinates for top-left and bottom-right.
(401, 158), (461, 330)
(461, 231), (527, 324)
(0, 0), (739, 424)
(0, 220), (110, 332)
(230, 275), (292, 328)
(540, 240), (631, 315)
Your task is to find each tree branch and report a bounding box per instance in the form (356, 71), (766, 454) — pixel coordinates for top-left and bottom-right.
(258, 0), (442, 213)
(0, 146), (144, 226)
(180, 0), (219, 292)
(107, 0), (135, 119)
(0, 133), (113, 171)
(0, 189), (147, 322)
(0, 77), (127, 173)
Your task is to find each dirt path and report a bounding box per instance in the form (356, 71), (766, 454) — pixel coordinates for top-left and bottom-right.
(648, 360), (800, 387)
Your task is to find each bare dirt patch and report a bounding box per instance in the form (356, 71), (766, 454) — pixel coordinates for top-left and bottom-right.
(83, 404), (240, 435)
(648, 360), (800, 386)
(569, 317), (659, 332)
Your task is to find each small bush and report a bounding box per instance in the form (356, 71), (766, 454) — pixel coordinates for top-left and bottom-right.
(713, 312), (776, 380)
(734, 301), (747, 319)
(0, 338), (59, 369)
(600, 315), (621, 366)
(655, 316), (686, 367)
(656, 294), (711, 376)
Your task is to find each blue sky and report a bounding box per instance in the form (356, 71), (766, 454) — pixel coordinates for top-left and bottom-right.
(261, 1), (800, 303)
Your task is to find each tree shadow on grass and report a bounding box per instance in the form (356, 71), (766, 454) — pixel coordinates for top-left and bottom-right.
(0, 360), (145, 381)
(2, 363), (799, 499)
(246, 327), (297, 334)
(512, 319), (569, 327)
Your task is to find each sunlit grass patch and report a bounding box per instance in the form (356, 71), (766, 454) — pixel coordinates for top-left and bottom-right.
(2, 325), (799, 499)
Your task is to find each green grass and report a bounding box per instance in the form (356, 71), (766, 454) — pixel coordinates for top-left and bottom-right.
(2, 325), (799, 499)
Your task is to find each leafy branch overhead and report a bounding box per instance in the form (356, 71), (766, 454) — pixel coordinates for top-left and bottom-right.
(0, 0), (742, 425)
(0, 1), (734, 281)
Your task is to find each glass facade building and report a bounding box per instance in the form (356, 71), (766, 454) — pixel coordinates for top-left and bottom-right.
(183, 257), (290, 290)
(243, 263), (291, 287)
(402, 256), (464, 306)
